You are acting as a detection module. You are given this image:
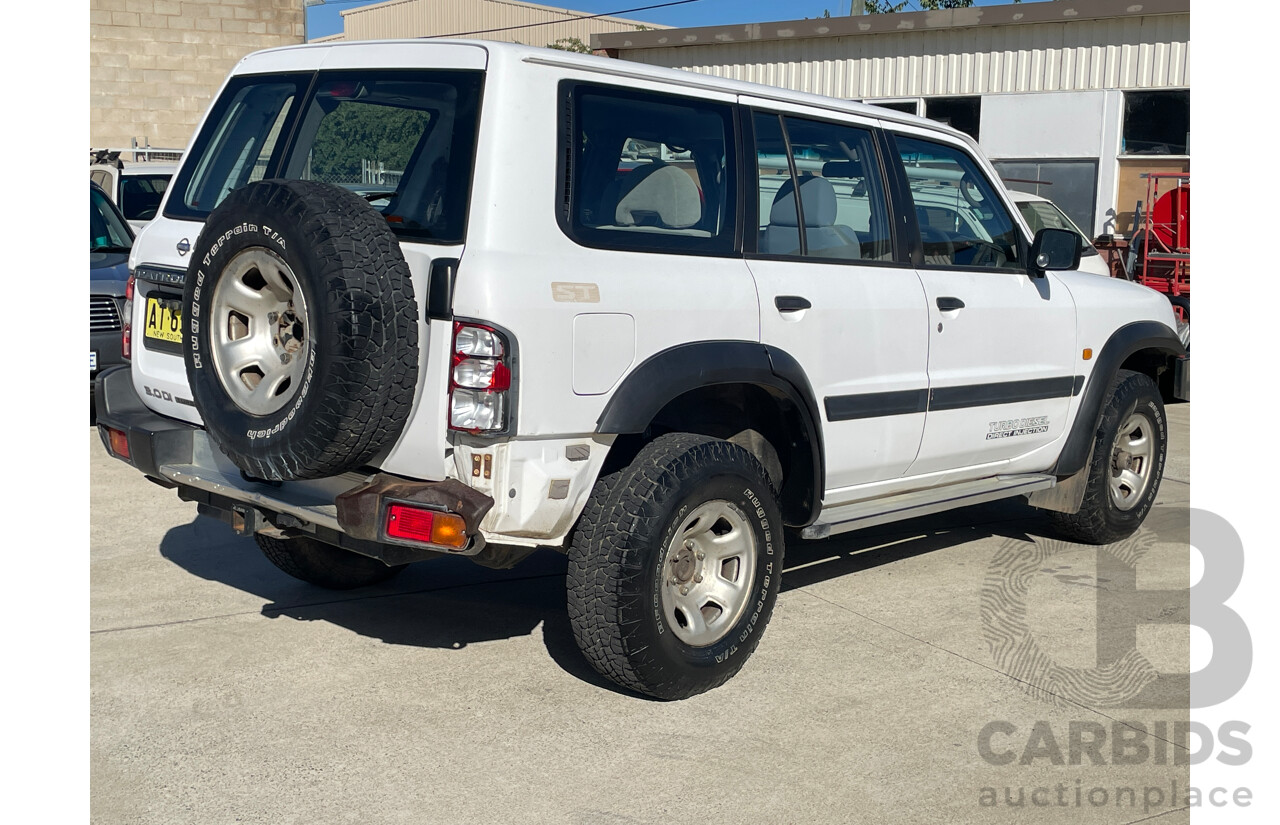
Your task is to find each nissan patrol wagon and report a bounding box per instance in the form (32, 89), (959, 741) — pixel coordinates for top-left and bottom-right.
(95, 40), (1186, 699)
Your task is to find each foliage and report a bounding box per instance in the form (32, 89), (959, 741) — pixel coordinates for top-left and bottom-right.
(310, 102), (429, 181)
(547, 37), (591, 53)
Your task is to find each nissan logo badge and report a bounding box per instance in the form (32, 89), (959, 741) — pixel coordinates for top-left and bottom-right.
(177, 238), (191, 256)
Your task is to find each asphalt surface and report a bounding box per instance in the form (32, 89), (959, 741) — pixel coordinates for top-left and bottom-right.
(91, 403), (1192, 824)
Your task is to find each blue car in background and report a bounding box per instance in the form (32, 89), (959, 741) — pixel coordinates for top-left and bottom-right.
(91, 182), (133, 393)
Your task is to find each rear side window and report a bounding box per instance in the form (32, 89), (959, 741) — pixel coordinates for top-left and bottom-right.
(560, 83), (737, 255)
(167, 70), (483, 245)
(753, 113), (893, 263)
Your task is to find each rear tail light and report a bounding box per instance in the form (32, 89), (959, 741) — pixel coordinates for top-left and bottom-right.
(449, 321), (512, 434)
(384, 502), (468, 549)
(122, 272), (135, 360)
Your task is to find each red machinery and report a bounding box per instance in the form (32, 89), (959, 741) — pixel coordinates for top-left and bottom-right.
(1130, 173), (1190, 323)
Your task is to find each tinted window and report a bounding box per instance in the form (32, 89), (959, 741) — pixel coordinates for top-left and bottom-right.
(168, 70), (483, 244)
(90, 186), (132, 252)
(176, 77), (303, 215)
(119, 173), (170, 221)
(754, 113), (893, 263)
(1015, 199), (1098, 257)
(562, 84), (736, 255)
(1123, 90), (1189, 155)
(895, 135), (1022, 270)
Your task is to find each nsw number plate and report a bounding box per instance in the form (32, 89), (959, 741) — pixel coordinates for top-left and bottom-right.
(145, 297), (182, 344)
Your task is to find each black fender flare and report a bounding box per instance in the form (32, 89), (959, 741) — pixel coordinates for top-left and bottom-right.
(1052, 321), (1186, 476)
(595, 341), (825, 525)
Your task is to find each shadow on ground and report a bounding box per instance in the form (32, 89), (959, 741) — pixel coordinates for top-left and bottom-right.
(158, 495), (1188, 695)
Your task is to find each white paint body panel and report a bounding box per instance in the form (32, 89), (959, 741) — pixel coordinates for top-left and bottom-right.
(117, 40), (1180, 547)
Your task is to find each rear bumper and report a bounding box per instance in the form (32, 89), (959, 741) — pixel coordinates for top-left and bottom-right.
(90, 329), (125, 390)
(93, 366), (493, 564)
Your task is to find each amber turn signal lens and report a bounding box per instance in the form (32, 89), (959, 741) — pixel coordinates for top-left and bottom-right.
(107, 428), (130, 460)
(1082, 348), (1093, 360)
(385, 503), (468, 549)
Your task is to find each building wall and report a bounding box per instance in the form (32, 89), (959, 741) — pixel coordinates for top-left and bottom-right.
(90, 0), (304, 153)
(609, 14), (1189, 100)
(598, 2), (1189, 238)
(336, 0), (664, 47)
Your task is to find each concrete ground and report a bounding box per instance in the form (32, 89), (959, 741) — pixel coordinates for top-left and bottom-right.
(91, 404), (1192, 824)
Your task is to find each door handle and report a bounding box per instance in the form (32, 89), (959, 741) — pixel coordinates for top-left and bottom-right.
(775, 295), (812, 313)
(936, 296), (966, 311)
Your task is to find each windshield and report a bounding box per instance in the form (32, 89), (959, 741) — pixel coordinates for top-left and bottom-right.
(90, 186), (133, 252)
(119, 173), (171, 222)
(1016, 200), (1098, 256)
(167, 69), (483, 244)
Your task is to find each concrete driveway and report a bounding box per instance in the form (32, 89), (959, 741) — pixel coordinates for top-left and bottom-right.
(91, 404), (1191, 824)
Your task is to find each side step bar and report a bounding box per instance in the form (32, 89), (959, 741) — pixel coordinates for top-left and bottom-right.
(801, 474), (1057, 540)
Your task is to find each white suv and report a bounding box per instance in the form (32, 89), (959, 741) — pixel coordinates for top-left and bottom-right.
(95, 40), (1187, 700)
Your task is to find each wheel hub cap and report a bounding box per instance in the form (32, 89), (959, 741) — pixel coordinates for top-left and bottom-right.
(660, 500), (757, 647)
(208, 248), (311, 417)
(1108, 412), (1155, 512)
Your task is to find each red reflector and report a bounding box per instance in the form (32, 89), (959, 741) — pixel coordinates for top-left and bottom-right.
(385, 504), (435, 543)
(107, 428), (130, 460)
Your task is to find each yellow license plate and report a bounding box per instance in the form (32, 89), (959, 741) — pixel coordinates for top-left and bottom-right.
(144, 297), (182, 343)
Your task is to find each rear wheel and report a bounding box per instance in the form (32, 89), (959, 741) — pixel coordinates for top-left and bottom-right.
(567, 434), (784, 700)
(255, 534), (407, 590)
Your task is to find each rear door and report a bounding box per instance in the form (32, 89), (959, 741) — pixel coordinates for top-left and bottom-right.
(886, 128), (1079, 477)
(742, 102), (930, 492)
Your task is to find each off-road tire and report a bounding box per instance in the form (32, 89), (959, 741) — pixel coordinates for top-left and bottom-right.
(567, 433), (784, 700)
(183, 179), (418, 481)
(1050, 370), (1167, 544)
(255, 534), (407, 590)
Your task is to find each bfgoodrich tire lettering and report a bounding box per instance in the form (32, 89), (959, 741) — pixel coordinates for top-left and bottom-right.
(183, 179), (419, 480)
(1050, 369), (1167, 544)
(567, 433), (784, 700)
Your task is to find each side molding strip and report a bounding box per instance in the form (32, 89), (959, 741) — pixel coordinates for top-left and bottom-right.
(825, 375), (1082, 421)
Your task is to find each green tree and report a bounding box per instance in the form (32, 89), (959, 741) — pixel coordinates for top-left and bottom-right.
(546, 37), (591, 53)
(310, 103), (429, 182)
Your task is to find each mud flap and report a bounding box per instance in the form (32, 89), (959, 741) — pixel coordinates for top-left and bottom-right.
(1027, 445), (1094, 514)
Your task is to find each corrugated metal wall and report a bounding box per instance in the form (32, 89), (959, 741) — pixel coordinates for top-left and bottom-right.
(339, 0), (663, 47)
(618, 15), (1189, 97)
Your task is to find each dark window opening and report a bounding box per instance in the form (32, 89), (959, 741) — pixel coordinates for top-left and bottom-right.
(1122, 90), (1189, 155)
(923, 97), (981, 141)
(866, 100), (920, 116)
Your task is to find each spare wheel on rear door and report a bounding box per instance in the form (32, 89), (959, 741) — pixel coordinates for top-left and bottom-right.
(183, 179), (419, 481)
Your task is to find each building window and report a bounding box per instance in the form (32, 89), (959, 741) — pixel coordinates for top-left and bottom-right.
(1122, 90), (1189, 155)
(992, 160), (1099, 236)
(866, 100), (920, 116)
(924, 97), (981, 141)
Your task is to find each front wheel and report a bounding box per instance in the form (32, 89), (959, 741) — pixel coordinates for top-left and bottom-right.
(1050, 370), (1167, 544)
(567, 434), (784, 700)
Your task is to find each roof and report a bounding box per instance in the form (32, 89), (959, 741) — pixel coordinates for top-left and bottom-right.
(232, 38), (972, 144)
(592, 0), (1189, 52)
